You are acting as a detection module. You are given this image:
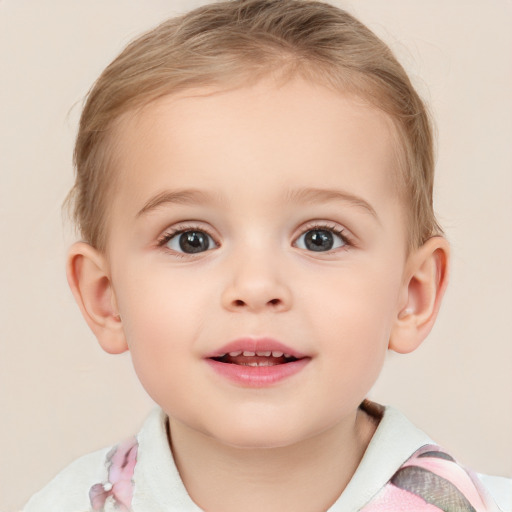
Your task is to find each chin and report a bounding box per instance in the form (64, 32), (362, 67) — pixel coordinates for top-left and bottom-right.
(222, 433), (302, 451)
(207, 419), (318, 451)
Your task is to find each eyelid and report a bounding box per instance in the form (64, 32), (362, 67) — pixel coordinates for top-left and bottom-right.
(156, 222), (220, 251)
(293, 221), (355, 249)
(155, 220), (355, 254)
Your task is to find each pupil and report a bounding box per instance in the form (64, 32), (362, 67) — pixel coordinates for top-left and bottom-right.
(305, 230), (333, 251)
(179, 231), (209, 253)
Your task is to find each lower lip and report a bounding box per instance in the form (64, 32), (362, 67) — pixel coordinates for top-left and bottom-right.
(205, 358), (310, 387)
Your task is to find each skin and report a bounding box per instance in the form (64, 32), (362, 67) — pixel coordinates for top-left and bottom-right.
(68, 78), (449, 512)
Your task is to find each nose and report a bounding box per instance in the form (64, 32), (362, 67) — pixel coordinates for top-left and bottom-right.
(220, 253), (292, 313)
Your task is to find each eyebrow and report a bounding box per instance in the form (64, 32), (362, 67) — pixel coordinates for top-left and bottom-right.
(136, 186), (378, 221)
(136, 189), (214, 217)
(285, 187), (378, 220)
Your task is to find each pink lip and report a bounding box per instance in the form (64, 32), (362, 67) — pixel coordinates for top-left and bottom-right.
(205, 337), (310, 387)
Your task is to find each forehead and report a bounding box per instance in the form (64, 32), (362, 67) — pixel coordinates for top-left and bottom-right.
(108, 78), (404, 234)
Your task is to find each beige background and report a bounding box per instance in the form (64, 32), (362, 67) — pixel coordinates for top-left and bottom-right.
(1, 1), (511, 510)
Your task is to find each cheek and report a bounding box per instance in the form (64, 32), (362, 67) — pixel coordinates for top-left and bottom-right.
(307, 260), (401, 329)
(117, 260), (210, 326)
(304, 262), (402, 374)
(113, 267), (214, 379)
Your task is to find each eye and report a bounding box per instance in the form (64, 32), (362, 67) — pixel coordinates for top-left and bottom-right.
(164, 230), (216, 254)
(295, 227), (347, 252)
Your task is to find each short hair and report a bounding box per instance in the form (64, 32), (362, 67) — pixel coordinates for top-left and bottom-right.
(69, 0), (443, 251)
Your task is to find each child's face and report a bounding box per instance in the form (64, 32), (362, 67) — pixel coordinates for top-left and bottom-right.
(105, 78), (410, 448)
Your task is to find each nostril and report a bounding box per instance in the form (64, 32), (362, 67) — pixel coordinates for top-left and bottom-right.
(232, 298), (281, 308)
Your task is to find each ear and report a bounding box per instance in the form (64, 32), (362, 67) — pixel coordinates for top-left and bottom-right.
(389, 236), (450, 354)
(66, 242), (128, 354)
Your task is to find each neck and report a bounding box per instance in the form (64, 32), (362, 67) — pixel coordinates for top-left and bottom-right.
(168, 408), (377, 512)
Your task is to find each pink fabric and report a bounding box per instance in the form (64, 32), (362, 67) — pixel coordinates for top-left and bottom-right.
(361, 444), (500, 512)
(89, 438), (138, 511)
(360, 484), (444, 511)
(400, 446), (489, 510)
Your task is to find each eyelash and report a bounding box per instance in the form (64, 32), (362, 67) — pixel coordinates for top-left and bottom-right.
(156, 224), (219, 255)
(156, 221), (354, 255)
(294, 221), (354, 253)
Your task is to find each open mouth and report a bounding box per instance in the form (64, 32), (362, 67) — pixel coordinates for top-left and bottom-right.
(206, 339), (309, 385)
(210, 350), (300, 367)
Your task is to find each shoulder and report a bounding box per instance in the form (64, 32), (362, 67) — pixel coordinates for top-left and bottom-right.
(23, 408), (189, 512)
(478, 473), (512, 512)
(361, 437), (511, 511)
(23, 445), (113, 512)
(24, 438), (139, 512)
(22, 409), (169, 512)
(351, 403), (511, 512)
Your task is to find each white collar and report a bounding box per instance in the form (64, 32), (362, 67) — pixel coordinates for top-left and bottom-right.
(131, 404), (432, 511)
(329, 404), (432, 511)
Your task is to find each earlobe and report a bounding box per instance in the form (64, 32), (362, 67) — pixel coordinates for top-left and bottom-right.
(66, 242), (128, 354)
(389, 236), (450, 354)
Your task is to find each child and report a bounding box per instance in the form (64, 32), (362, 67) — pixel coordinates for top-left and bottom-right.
(23, 0), (511, 510)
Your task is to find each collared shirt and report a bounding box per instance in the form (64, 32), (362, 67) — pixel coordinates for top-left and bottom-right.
(24, 403), (511, 511)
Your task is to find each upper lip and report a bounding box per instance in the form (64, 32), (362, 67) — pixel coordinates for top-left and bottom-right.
(205, 337), (308, 359)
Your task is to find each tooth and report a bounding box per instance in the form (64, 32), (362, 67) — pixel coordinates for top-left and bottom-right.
(248, 361), (258, 367)
(259, 360), (271, 366)
(243, 351), (256, 356)
(284, 353), (291, 358)
(256, 351), (272, 356)
(229, 351), (242, 357)
(272, 351), (283, 357)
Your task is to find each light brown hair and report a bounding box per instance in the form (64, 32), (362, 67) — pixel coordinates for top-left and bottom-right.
(69, 0), (443, 251)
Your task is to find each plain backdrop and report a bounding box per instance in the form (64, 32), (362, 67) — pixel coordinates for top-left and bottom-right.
(1, 1), (511, 510)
